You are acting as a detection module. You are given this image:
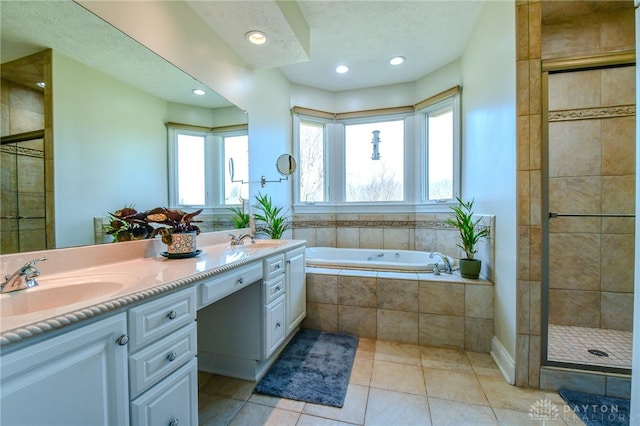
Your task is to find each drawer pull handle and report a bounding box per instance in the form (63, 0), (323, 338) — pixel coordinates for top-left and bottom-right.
(237, 277), (244, 285)
(169, 418), (179, 426)
(276, 322), (281, 328)
(116, 334), (129, 346)
(287, 260), (291, 264)
(167, 310), (178, 320)
(168, 351), (177, 362)
(275, 286), (281, 291)
(274, 264), (280, 269)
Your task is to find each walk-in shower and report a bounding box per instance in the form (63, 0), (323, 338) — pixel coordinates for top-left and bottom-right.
(542, 58), (636, 373)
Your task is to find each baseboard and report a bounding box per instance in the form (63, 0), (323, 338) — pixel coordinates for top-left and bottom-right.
(491, 336), (515, 385)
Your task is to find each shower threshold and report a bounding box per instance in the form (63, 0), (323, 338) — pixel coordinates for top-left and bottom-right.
(547, 324), (632, 369)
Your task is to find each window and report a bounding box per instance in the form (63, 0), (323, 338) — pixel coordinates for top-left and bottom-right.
(168, 125), (248, 210)
(299, 120), (325, 203)
(293, 87), (460, 211)
(344, 119), (404, 202)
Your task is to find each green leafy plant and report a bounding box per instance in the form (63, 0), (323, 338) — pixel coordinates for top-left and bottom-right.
(228, 204), (251, 229)
(252, 192), (290, 239)
(146, 207), (203, 245)
(445, 196), (489, 260)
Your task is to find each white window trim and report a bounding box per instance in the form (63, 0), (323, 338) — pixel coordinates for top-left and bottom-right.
(292, 90), (461, 214)
(168, 125), (248, 214)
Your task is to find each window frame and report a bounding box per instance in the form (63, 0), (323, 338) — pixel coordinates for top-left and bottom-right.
(292, 88), (461, 214)
(168, 125), (248, 213)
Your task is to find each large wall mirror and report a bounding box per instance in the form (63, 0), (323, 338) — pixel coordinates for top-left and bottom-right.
(0, 1), (248, 253)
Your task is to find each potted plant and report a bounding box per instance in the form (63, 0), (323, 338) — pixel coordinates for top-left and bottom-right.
(147, 207), (203, 255)
(445, 197), (489, 279)
(253, 192), (290, 239)
(106, 206), (154, 242)
(228, 198), (251, 229)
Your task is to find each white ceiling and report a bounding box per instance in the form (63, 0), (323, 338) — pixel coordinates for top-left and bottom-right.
(190, 0), (485, 92)
(1, 0), (485, 105)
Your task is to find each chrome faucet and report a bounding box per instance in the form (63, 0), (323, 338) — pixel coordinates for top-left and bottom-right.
(2, 257), (47, 293)
(229, 233), (255, 246)
(429, 252), (452, 274)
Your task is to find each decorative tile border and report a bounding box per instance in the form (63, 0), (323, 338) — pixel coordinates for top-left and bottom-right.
(291, 219), (490, 235)
(0, 144), (45, 159)
(549, 105), (635, 122)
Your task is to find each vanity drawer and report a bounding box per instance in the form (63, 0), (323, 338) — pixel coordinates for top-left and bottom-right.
(265, 274), (285, 305)
(199, 262), (262, 309)
(128, 287), (196, 352)
(264, 254), (285, 281)
(129, 322), (197, 398)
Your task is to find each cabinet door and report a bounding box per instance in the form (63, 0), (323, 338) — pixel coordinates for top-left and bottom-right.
(131, 358), (198, 426)
(1, 314), (129, 426)
(265, 295), (286, 358)
(285, 247), (306, 335)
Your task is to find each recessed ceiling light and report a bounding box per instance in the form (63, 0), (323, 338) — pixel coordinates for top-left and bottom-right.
(36, 82), (45, 88)
(192, 89), (206, 96)
(336, 65), (349, 74)
(245, 30), (268, 45)
(389, 56), (405, 65)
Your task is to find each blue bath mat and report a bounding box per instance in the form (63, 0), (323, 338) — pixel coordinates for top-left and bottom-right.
(559, 389), (630, 426)
(254, 329), (358, 407)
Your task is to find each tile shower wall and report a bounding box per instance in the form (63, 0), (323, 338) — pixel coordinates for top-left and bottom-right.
(292, 213), (495, 280)
(547, 67), (635, 332)
(0, 79), (47, 253)
(515, 1), (635, 387)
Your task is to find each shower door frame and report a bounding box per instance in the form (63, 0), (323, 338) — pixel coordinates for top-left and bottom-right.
(541, 51), (636, 375)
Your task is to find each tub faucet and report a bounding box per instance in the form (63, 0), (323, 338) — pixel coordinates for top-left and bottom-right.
(1, 257), (47, 293)
(229, 233), (255, 246)
(429, 252), (452, 274)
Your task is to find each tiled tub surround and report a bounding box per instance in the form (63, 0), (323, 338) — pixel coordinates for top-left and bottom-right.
(292, 213), (495, 281)
(303, 268), (494, 353)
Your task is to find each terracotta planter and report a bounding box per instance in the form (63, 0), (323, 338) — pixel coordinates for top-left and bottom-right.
(167, 231), (197, 254)
(459, 258), (481, 279)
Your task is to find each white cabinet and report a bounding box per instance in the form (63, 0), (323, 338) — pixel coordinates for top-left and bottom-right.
(285, 247), (306, 335)
(265, 295), (286, 357)
(129, 287), (197, 425)
(0, 313), (129, 426)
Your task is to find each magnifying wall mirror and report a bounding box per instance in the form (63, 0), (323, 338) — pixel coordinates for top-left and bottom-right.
(276, 154), (297, 176)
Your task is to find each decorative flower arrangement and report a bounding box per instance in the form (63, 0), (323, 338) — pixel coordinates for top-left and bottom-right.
(106, 206), (154, 242)
(146, 207), (203, 245)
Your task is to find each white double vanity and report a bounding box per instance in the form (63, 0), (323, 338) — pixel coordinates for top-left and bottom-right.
(0, 232), (306, 426)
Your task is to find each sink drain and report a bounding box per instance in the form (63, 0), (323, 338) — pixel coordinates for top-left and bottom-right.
(588, 349), (609, 357)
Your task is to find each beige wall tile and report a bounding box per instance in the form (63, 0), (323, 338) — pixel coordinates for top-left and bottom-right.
(377, 309), (418, 344)
(338, 274), (377, 307)
(464, 318), (493, 352)
(414, 228), (436, 252)
(517, 171), (530, 226)
(528, 2), (541, 58)
(602, 116), (635, 176)
(9, 84), (44, 114)
(336, 227), (359, 248)
(316, 227), (337, 247)
(548, 69), (600, 110)
(601, 233), (634, 293)
(542, 15), (600, 60)
(9, 108), (44, 134)
(383, 228), (410, 250)
(548, 289), (600, 327)
(293, 228), (316, 247)
(303, 302), (337, 332)
(601, 216), (635, 234)
(517, 280), (530, 334)
(1, 152), (17, 192)
(600, 10), (635, 54)
(529, 170), (541, 226)
(419, 281), (464, 316)
(1, 230), (20, 253)
(377, 278), (418, 312)
(515, 334), (529, 387)
(528, 335), (540, 388)
(16, 156), (44, 193)
(529, 59), (541, 114)
(1, 106), (9, 136)
(17, 192), (45, 218)
(306, 273), (338, 304)
(359, 227), (383, 249)
(529, 114), (542, 170)
(338, 306), (376, 338)
(602, 175), (635, 215)
(419, 314), (464, 350)
(548, 120), (602, 178)
(529, 281), (541, 336)
(529, 226), (542, 282)
(601, 292), (634, 331)
(517, 60), (530, 116)
(517, 115), (530, 170)
(518, 227), (530, 280)
(549, 176), (601, 215)
(516, 4), (529, 61)
(601, 66), (635, 107)
(549, 233), (600, 290)
(465, 285), (493, 319)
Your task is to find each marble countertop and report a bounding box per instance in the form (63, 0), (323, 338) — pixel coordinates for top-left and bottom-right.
(0, 237), (305, 347)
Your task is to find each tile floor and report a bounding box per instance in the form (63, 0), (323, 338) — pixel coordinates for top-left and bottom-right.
(548, 324), (633, 369)
(198, 338), (586, 425)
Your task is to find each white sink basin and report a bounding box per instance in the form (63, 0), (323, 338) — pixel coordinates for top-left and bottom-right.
(1, 274), (135, 317)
